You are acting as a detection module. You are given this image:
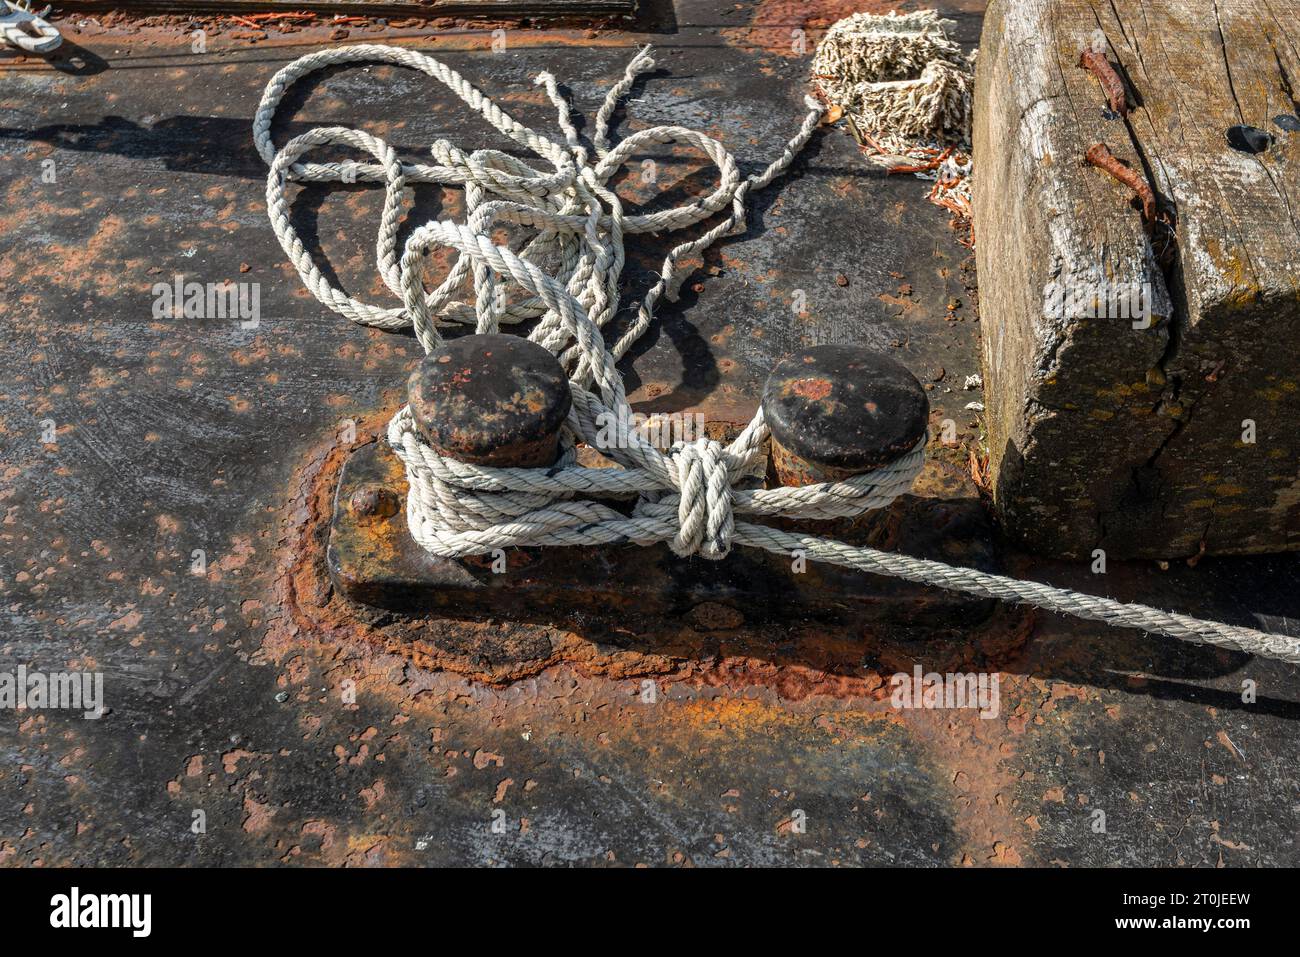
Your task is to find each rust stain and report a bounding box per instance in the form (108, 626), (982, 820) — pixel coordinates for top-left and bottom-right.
(790, 377), (833, 402)
(723, 0), (897, 58)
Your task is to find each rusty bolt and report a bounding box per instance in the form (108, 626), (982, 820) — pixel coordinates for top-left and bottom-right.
(1225, 124), (1273, 154)
(762, 345), (929, 486)
(409, 334), (572, 468)
(350, 483), (399, 519)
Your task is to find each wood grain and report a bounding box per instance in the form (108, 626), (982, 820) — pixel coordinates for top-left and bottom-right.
(975, 0), (1300, 559)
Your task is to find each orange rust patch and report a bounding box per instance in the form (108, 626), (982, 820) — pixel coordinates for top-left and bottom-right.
(790, 377), (833, 401)
(724, 0), (900, 58)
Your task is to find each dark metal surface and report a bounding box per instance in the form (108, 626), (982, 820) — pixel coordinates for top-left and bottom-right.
(409, 334), (571, 466)
(763, 344), (929, 481)
(1, 0), (1298, 868)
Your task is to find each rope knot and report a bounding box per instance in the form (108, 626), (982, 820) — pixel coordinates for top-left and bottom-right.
(669, 438), (735, 560)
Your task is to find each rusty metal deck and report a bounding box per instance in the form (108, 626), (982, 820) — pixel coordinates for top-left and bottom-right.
(1, 0), (1297, 867)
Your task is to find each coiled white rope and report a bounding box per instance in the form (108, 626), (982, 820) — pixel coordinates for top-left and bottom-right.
(257, 44), (1300, 665)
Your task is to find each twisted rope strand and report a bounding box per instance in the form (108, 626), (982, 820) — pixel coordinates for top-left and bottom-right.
(258, 44), (1300, 665)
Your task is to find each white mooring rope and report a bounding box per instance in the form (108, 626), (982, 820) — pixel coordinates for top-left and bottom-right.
(256, 44), (1300, 665)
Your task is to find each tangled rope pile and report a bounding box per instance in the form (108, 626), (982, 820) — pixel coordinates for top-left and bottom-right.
(813, 10), (975, 245)
(256, 44), (1300, 665)
(812, 9), (975, 149)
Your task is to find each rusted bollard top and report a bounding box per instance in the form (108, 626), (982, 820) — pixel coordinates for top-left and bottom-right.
(762, 345), (929, 485)
(409, 334), (571, 468)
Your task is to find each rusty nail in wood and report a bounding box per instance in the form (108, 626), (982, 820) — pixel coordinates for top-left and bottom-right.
(761, 345), (929, 486)
(1084, 143), (1156, 224)
(409, 333), (572, 468)
(1079, 47), (1128, 117)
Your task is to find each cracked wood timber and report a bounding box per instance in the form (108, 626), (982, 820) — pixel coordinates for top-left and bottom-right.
(975, 0), (1300, 561)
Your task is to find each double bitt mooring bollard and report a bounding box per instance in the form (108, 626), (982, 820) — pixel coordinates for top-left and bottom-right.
(407, 333), (573, 469)
(761, 345), (929, 536)
(395, 335), (928, 547)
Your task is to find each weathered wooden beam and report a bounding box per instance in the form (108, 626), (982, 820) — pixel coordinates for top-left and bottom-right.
(974, 0), (1300, 560)
(54, 0), (636, 19)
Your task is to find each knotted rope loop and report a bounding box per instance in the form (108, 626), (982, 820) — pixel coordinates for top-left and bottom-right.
(674, 438), (736, 559)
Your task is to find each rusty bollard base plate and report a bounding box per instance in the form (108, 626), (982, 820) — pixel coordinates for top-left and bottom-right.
(327, 436), (1004, 638)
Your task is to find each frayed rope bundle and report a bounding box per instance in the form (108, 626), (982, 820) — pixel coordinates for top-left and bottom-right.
(255, 44), (1300, 664)
(812, 9), (976, 150)
(812, 11), (975, 244)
